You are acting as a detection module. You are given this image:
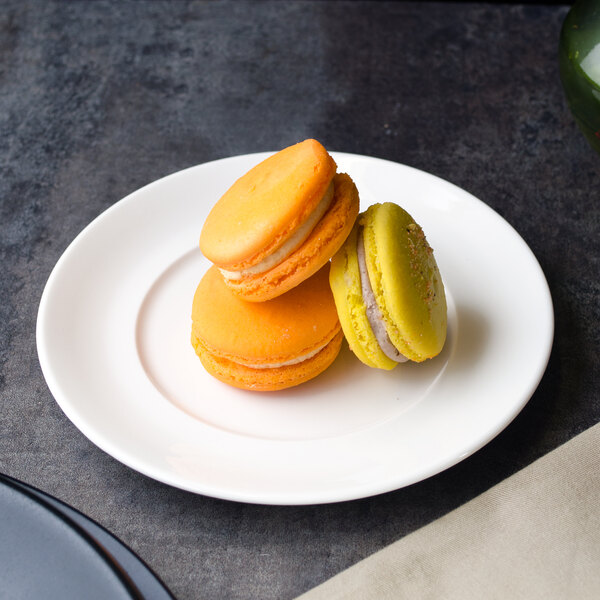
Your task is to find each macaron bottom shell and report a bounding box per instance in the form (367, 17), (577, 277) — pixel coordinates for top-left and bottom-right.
(329, 225), (397, 370)
(222, 173), (359, 302)
(191, 330), (343, 392)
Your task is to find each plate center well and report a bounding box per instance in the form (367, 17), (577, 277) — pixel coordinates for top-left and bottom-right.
(136, 249), (454, 442)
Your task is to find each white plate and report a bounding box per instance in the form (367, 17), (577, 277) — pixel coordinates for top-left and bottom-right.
(36, 152), (554, 505)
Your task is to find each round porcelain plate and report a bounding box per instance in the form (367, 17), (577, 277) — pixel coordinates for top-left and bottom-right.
(36, 152), (554, 505)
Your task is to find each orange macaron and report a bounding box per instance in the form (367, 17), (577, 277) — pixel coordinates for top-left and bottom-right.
(199, 139), (359, 302)
(191, 263), (343, 391)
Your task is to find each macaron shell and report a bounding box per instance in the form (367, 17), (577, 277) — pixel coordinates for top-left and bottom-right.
(192, 264), (341, 368)
(363, 203), (447, 362)
(329, 225), (397, 370)
(191, 330), (343, 392)
(199, 139), (337, 270)
(224, 173), (360, 302)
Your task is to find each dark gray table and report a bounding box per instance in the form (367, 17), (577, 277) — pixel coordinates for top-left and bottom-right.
(1, 2), (598, 599)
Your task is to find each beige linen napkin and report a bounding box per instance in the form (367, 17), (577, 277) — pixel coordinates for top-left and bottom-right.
(297, 422), (600, 600)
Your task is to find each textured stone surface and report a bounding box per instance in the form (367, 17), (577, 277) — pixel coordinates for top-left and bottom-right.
(1, 2), (598, 599)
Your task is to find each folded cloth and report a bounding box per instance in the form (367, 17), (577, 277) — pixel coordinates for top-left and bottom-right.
(297, 422), (600, 600)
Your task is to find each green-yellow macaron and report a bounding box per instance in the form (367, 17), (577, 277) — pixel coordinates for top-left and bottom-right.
(329, 202), (447, 370)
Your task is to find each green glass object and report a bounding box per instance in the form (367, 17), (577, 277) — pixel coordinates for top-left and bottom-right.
(559, 0), (600, 154)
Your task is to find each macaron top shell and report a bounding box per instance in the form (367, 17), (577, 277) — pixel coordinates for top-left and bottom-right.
(199, 139), (337, 271)
(191, 264), (341, 367)
(362, 202), (447, 362)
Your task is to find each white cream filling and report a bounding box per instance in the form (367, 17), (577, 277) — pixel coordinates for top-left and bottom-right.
(219, 180), (335, 280)
(357, 229), (409, 363)
(240, 343), (326, 369)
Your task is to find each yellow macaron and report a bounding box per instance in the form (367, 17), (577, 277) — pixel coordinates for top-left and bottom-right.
(329, 202), (447, 369)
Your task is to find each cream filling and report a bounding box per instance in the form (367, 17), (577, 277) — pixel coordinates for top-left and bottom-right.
(357, 229), (409, 363)
(219, 180), (335, 280)
(239, 343), (326, 369)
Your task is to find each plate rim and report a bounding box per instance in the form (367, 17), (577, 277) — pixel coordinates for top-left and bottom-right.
(0, 474), (140, 598)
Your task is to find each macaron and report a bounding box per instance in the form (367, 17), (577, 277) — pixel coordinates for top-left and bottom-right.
(199, 139), (359, 302)
(329, 202), (447, 370)
(191, 263), (343, 391)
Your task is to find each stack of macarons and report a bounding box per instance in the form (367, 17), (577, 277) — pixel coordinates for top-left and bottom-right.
(191, 139), (447, 391)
